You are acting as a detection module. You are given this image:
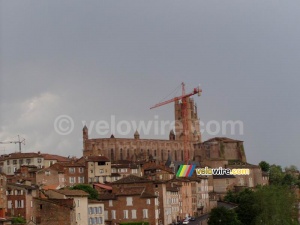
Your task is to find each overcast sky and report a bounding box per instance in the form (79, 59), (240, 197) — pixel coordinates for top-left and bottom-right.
(1, 1), (299, 167)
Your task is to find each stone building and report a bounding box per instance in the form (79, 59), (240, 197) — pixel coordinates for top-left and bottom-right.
(83, 98), (201, 163)
(99, 175), (159, 225)
(6, 183), (38, 222)
(33, 198), (76, 225)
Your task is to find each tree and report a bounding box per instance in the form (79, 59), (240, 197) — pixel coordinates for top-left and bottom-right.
(259, 161), (270, 172)
(208, 206), (241, 225)
(224, 189), (258, 225)
(70, 184), (99, 200)
(12, 217), (26, 224)
(269, 164), (284, 185)
(253, 185), (298, 225)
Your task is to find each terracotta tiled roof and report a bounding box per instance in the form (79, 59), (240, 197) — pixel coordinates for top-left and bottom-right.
(4, 152), (42, 159)
(41, 154), (70, 162)
(116, 187), (145, 196)
(82, 156), (110, 162)
(93, 183), (112, 190)
(54, 189), (89, 196)
(88, 199), (103, 204)
(35, 198), (75, 208)
(111, 173), (121, 177)
(112, 175), (150, 184)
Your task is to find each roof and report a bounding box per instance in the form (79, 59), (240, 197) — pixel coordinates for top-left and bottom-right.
(35, 197), (75, 209)
(88, 199), (103, 204)
(98, 193), (117, 200)
(212, 174), (236, 179)
(42, 184), (61, 190)
(116, 187), (145, 196)
(3, 152), (42, 159)
(82, 156), (110, 162)
(41, 154), (70, 162)
(54, 189), (89, 197)
(112, 175), (150, 184)
(204, 137), (243, 143)
(7, 183), (38, 190)
(93, 183), (112, 190)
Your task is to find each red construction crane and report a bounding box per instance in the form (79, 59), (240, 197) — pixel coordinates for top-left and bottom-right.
(150, 82), (202, 164)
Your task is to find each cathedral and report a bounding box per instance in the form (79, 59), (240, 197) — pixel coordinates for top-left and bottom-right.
(83, 98), (201, 163)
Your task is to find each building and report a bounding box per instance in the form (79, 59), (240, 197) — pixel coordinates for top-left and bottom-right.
(0, 174), (7, 218)
(99, 175), (159, 225)
(0, 152), (70, 176)
(33, 197), (76, 225)
(111, 160), (142, 180)
(0, 152), (45, 175)
(45, 189), (89, 225)
(36, 166), (66, 189)
(88, 200), (105, 225)
(143, 162), (174, 181)
(77, 156), (111, 184)
(49, 161), (85, 186)
(6, 183), (38, 222)
(83, 98), (201, 163)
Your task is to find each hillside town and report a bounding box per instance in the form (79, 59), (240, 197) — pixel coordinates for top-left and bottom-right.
(0, 96), (274, 225)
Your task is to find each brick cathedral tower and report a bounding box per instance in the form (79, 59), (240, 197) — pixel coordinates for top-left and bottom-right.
(174, 97), (201, 143)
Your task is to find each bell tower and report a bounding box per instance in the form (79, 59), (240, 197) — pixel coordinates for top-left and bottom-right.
(174, 97), (201, 142)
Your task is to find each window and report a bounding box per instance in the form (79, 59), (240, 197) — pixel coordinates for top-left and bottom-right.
(19, 159), (23, 165)
(98, 206), (102, 214)
(109, 200), (113, 207)
(45, 171), (51, 176)
(98, 217), (103, 224)
(26, 159), (31, 164)
(7, 167), (11, 173)
(126, 197), (133, 206)
(123, 210), (128, 219)
(69, 177), (76, 184)
(111, 210), (116, 219)
(99, 169), (104, 174)
(131, 210), (137, 219)
(77, 213), (81, 221)
(13, 160), (17, 165)
(131, 169), (138, 174)
(79, 168), (84, 173)
(143, 209), (148, 218)
(146, 199), (151, 204)
(77, 200), (80, 207)
(7, 160), (10, 165)
(37, 158), (42, 163)
(69, 168), (75, 173)
(79, 177), (84, 183)
(104, 211), (108, 220)
(8, 201), (12, 209)
(16, 200), (24, 208)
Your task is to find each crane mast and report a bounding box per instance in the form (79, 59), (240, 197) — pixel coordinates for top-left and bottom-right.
(150, 82), (202, 164)
(0, 135), (25, 153)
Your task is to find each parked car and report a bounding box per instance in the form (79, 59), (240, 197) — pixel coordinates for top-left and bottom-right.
(190, 217), (196, 221)
(185, 216), (192, 221)
(182, 220), (189, 224)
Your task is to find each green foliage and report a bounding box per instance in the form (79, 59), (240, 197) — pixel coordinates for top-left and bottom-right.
(253, 185), (298, 225)
(224, 186), (298, 225)
(259, 161), (270, 172)
(11, 217), (26, 224)
(208, 206), (241, 225)
(224, 189), (258, 225)
(269, 164), (284, 185)
(70, 184), (98, 200)
(120, 222), (149, 225)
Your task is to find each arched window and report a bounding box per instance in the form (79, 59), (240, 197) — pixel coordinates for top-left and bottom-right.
(154, 150), (157, 157)
(175, 150), (177, 161)
(161, 150), (164, 161)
